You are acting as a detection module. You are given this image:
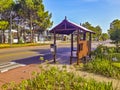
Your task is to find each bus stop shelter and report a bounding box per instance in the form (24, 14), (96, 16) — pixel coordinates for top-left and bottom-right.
(50, 17), (94, 64)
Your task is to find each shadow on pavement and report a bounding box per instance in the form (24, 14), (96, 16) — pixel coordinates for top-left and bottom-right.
(13, 47), (77, 65)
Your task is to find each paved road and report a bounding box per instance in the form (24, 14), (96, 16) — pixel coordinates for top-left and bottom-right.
(0, 42), (103, 65)
(0, 44), (74, 65)
(0, 45), (49, 63)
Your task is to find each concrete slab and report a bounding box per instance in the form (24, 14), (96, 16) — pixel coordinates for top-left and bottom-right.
(0, 62), (26, 73)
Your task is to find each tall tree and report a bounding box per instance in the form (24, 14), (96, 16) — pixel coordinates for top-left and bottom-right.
(12, 1), (23, 43)
(100, 33), (109, 41)
(108, 19), (120, 52)
(35, 2), (53, 41)
(82, 22), (102, 41)
(18, 0), (53, 43)
(95, 26), (102, 41)
(0, 0), (14, 43)
(108, 19), (120, 34)
(110, 29), (120, 52)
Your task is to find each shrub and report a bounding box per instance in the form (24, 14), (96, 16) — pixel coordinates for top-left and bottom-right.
(2, 66), (113, 90)
(83, 59), (120, 79)
(92, 45), (120, 61)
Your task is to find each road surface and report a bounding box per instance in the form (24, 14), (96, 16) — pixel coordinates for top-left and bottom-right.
(0, 42), (106, 65)
(0, 44), (73, 65)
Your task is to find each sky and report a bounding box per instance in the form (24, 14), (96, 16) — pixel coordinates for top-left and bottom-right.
(43, 0), (120, 33)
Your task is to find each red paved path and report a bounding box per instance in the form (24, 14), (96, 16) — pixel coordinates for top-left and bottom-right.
(0, 64), (40, 89)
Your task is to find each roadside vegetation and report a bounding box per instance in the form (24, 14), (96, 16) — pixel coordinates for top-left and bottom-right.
(82, 45), (120, 79)
(2, 66), (113, 90)
(108, 19), (120, 53)
(0, 43), (50, 49)
(83, 59), (120, 79)
(0, 0), (53, 44)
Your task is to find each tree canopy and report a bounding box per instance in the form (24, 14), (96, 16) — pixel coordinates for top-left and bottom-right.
(15, 0), (53, 42)
(0, 0), (13, 30)
(0, 0), (13, 12)
(108, 19), (120, 43)
(108, 19), (120, 52)
(0, 0), (53, 43)
(17, 0), (53, 30)
(0, 21), (9, 30)
(82, 22), (102, 41)
(108, 19), (120, 34)
(100, 33), (109, 41)
(110, 29), (120, 43)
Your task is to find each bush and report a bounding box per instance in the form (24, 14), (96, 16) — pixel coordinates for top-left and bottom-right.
(2, 66), (113, 90)
(83, 59), (120, 79)
(92, 45), (120, 61)
(108, 53), (120, 62)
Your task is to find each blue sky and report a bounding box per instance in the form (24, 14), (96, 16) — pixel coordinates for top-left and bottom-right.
(43, 0), (120, 33)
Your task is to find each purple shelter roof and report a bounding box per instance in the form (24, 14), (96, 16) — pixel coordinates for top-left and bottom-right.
(50, 17), (94, 35)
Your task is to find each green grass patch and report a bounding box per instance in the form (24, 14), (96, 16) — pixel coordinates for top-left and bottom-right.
(2, 66), (113, 90)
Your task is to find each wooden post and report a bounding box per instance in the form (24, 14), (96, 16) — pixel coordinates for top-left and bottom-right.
(77, 30), (80, 65)
(70, 34), (73, 64)
(83, 32), (87, 62)
(54, 30), (56, 63)
(83, 32), (86, 40)
(89, 32), (92, 58)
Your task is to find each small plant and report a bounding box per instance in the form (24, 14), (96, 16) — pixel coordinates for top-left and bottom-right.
(62, 65), (67, 69)
(2, 66), (114, 90)
(83, 59), (120, 79)
(39, 56), (44, 61)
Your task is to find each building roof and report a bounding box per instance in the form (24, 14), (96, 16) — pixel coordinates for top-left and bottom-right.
(50, 17), (94, 35)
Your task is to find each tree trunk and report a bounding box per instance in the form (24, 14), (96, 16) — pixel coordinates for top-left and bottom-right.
(1, 31), (3, 43)
(23, 30), (26, 43)
(0, 35), (2, 43)
(30, 15), (33, 43)
(38, 32), (40, 41)
(116, 41), (119, 53)
(17, 26), (20, 43)
(3, 30), (5, 43)
(32, 25), (35, 43)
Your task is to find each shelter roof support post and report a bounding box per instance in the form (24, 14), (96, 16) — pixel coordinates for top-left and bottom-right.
(70, 34), (73, 64)
(83, 32), (86, 40)
(83, 32), (87, 62)
(54, 30), (56, 63)
(77, 29), (80, 65)
(89, 32), (92, 58)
